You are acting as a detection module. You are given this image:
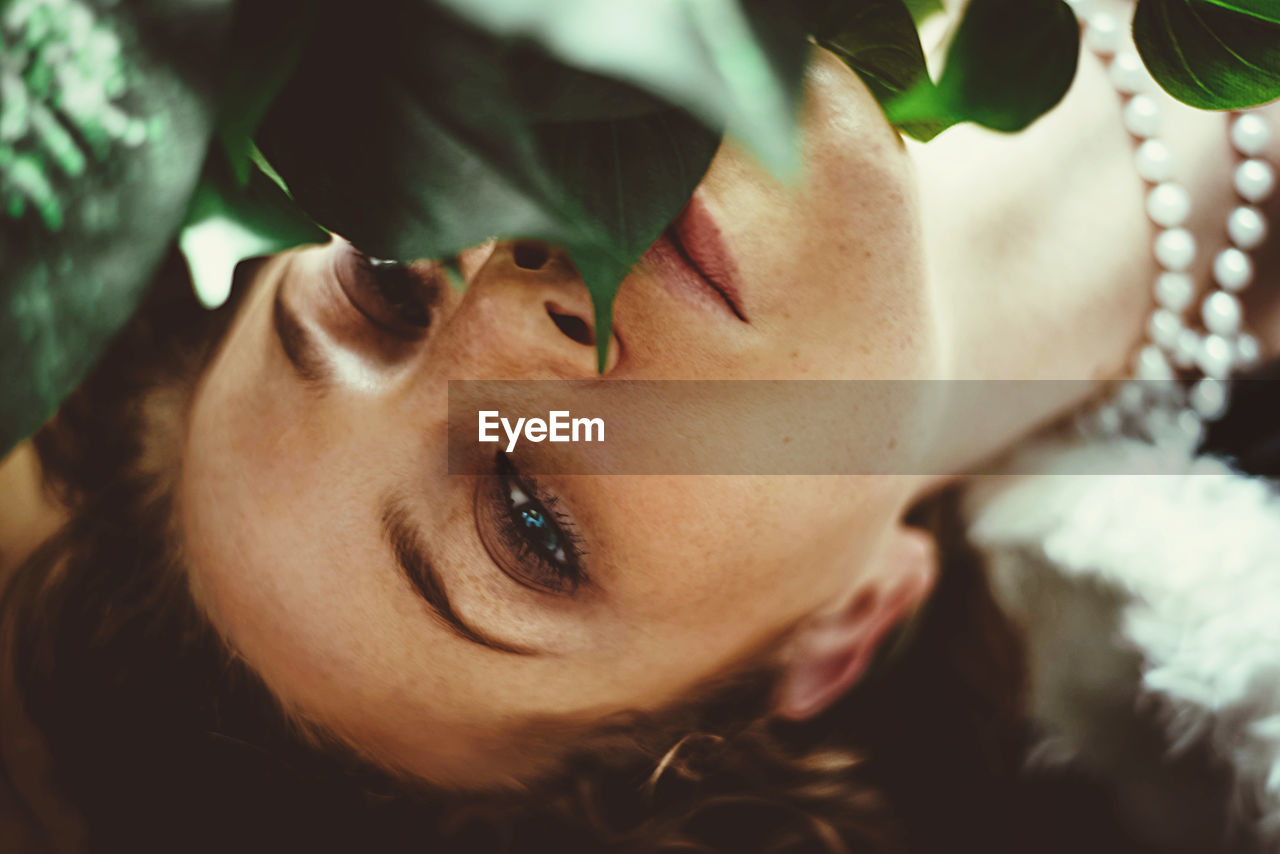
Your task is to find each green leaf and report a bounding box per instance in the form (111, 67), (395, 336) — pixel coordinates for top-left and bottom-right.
(816, 0), (938, 140)
(179, 150), (329, 309)
(903, 0), (946, 24)
(538, 109), (721, 368)
(429, 0), (812, 175)
(1134, 0), (1280, 110)
(254, 1), (768, 370)
(214, 0), (318, 185)
(1196, 0), (1280, 24)
(0, 0), (236, 455)
(886, 0), (1079, 140)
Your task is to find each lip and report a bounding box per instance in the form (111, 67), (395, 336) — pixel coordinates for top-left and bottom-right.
(643, 194), (747, 322)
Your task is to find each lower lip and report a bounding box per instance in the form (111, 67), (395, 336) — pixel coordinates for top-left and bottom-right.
(643, 229), (745, 322)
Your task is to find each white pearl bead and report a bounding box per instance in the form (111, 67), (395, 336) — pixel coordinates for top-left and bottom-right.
(1148, 308), (1183, 350)
(1093, 403), (1123, 435)
(1201, 291), (1242, 336)
(1118, 380), (1148, 414)
(1142, 407), (1174, 442)
(1235, 159), (1276, 203)
(1146, 182), (1191, 227)
(1174, 328), (1201, 368)
(1197, 333), (1234, 379)
(1155, 228), (1196, 271)
(1135, 139), (1175, 183)
(1190, 377), (1229, 420)
(1231, 113), (1271, 157)
(1213, 247), (1254, 292)
(1176, 408), (1206, 448)
(1124, 95), (1162, 138)
(1135, 344), (1174, 383)
(1145, 408), (1202, 448)
(1227, 206), (1268, 250)
(1236, 332), (1261, 368)
(1110, 51), (1147, 94)
(1086, 12), (1121, 55)
(1155, 271), (1195, 312)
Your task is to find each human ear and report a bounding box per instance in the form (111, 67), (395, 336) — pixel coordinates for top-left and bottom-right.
(772, 524), (937, 721)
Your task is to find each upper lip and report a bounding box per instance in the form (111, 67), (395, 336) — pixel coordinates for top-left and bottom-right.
(653, 195), (747, 322)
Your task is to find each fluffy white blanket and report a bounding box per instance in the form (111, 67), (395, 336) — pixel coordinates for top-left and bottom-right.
(963, 438), (1280, 851)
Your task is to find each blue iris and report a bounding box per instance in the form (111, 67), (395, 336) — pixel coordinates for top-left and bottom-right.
(520, 507), (559, 551)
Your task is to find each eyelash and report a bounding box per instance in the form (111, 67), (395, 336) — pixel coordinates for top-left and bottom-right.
(486, 453), (588, 595)
(333, 243), (435, 338)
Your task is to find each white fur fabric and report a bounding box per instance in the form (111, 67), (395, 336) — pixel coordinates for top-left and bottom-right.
(962, 437), (1280, 850)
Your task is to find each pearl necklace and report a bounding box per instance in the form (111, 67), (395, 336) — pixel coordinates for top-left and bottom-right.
(1071, 3), (1275, 448)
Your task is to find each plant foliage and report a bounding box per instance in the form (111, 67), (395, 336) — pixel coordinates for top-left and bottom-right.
(1, 0), (236, 454)
(1133, 0), (1280, 109)
(2, 0), (1279, 453)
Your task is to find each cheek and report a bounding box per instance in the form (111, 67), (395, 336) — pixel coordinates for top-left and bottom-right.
(707, 49), (936, 381)
(592, 477), (904, 668)
(796, 63), (933, 375)
(182, 390), (387, 702)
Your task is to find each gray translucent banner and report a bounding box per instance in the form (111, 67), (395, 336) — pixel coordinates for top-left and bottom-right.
(446, 379), (1267, 475)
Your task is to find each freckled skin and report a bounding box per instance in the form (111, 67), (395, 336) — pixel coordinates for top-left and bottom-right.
(183, 49), (942, 787)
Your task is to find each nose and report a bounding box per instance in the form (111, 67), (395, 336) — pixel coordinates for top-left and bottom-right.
(449, 240), (620, 377)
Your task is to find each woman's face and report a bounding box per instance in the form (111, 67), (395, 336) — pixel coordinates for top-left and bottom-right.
(181, 48), (942, 787)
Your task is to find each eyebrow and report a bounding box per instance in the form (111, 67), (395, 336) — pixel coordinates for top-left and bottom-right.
(381, 498), (533, 656)
(272, 285), (331, 385)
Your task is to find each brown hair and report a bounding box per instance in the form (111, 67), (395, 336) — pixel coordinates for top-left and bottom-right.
(1, 256), (1111, 853)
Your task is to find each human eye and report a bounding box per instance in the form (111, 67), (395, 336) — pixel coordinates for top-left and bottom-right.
(331, 240), (437, 338)
(475, 452), (589, 596)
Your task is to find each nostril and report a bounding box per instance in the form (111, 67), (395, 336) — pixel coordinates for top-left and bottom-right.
(513, 241), (550, 271)
(546, 302), (594, 347)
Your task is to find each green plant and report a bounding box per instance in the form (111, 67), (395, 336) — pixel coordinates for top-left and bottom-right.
(2, 0), (1278, 454)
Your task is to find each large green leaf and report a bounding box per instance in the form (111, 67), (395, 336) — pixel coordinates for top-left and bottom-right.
(533, 107), (723, 362)
(212, 0), (319, 185)
(255, 1), (801, 369)
(0, 0), (236, 455)
(885, 0), (1079, 140)
(1134, 0), (1280, 109)
(1196, 0), (1280, 24)
(428, 0), (813, 175)
(816, 0), (937, 140)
